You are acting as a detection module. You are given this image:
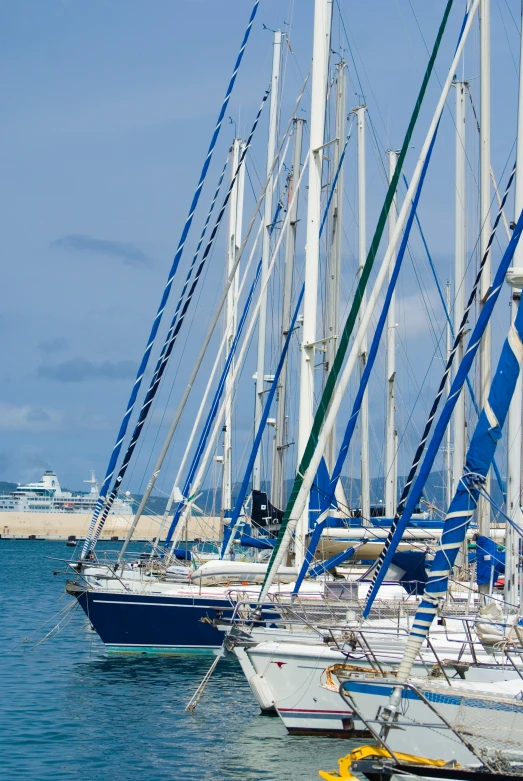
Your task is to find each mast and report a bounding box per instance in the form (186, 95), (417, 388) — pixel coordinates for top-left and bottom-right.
(354, 104), (370, 524)
(258, 0), (479, 608)
(296, 0), (332, 566)
(222, 138), (245, 513)
(324, 60), (347, 471)
(385, 150), (398, 517)
(478, 0), (491, 539)
(272, 118), (305, 509)
(253, 29), (282, 491)
(453, 81), (467, 495)
(505, 2), (523, 608)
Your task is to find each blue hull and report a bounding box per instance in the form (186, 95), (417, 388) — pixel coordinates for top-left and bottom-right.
(73, 588), (234, 655)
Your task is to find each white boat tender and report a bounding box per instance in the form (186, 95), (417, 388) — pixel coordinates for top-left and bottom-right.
(189, 560), (299, 586)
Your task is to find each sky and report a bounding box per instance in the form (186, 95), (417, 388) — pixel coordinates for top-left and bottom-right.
(1, 0), (521, 499)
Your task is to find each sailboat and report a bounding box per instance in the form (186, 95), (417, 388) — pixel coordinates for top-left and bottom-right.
(325, 259), (523, 771)
(63, 0), (520, 670)
(319, 4), (523, 764)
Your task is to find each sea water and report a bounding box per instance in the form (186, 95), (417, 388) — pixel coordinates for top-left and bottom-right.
(0, 540), (360, 780)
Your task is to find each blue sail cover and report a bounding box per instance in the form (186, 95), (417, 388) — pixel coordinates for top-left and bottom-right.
(309, 545), (357, 577)
(395, 263), (523, 676)
(364, 208), (523, 617)
(476, 534), (505, 586)
(390, 550), (429, 596)
(308, 456), (332, 529)
(221, 524), (274, 551)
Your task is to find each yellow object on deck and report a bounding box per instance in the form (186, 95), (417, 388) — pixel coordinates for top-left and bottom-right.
(318, 744), (451, 780)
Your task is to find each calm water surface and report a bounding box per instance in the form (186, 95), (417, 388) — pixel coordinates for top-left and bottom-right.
(1, 541), (357, 780)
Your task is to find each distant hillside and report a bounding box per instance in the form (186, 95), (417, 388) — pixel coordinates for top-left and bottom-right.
(131, 469), (505, 517)
(1, 470), (504, 517)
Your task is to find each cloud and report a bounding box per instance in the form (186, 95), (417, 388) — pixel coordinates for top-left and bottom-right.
(38, 337), (68, 355)
(38, 357), (137, 382)
(396, 291), (443, 339)
(8, 449), (53, 484)
(50, 234), (150, 267)
(25, 408), (51, 423)
(0, 453), (9, 475)
(0, 403), (63, 432)
(17, 450), (51, 471)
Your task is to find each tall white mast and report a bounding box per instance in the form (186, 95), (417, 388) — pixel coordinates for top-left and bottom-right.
(324, 60), (347, 470)
(253, 29), (282, 491)
(453, 81), (467, 495)
(258, 0), (480, 606)
(385, 150), (398, 517)
(478, 0), (491, 538)
(354, 104), (370, 524)
(505, 1), (523, 608)
(296, 0), (332, 566)
(222, 138), (245, 513)
(272, 118), (305, 509)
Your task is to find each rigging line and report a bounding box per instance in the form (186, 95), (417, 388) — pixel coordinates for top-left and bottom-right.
(245, 163), (264, 216)
(29, 603), (81, 652)
(167, 265), (266, 540)
(91, 70), (311, 551)
(476, 487), (523, 543)
(143, 90), (311, 541)
(407, 172), (506, 499)
(365, 161), (517, 611)
(136, 106), (307, 542)
(158, 147), (293, 544)
(501, 0), (519, 30)
(223, 130), (354, 554)
(80, 0), (260, 558)
(397, 0), (421, 74)
(88, 87), (271, 553)
(395, 287), (523, 685)
(125, 150), (241, 496)
(138, 231), (224, 497)
(408, 244), (447, 359)
(168, 218), (264, 499)
(165, 149), (311, 549)
(364, 191), (522, 619)
(11, 597), (79, 651)
(381, 251), (445, 483)
(335, 0), (396, 159)
(497, 0), (519, 73)
(127, 155), (230, 496)
(491, 166), (512, 239)
(259, 0), (460, 604)
(171, 216), (263, 496)
(222, 285), (304, 557)
(293, 120), (440, 591)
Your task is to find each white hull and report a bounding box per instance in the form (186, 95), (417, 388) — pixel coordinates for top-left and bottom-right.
(342, 675), (523, 770)
(243, 633), (523, 737)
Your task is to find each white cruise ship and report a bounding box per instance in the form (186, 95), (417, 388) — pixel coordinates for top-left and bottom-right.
(0, 470), (133, 515)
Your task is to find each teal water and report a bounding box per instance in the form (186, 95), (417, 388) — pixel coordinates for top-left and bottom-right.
(0, 540), (356, 780)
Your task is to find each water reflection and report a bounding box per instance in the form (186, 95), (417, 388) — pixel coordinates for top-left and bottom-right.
(1, 542), (354, 781)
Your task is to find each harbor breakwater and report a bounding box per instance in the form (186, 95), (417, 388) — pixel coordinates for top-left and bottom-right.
(0, 512), (221, 541)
